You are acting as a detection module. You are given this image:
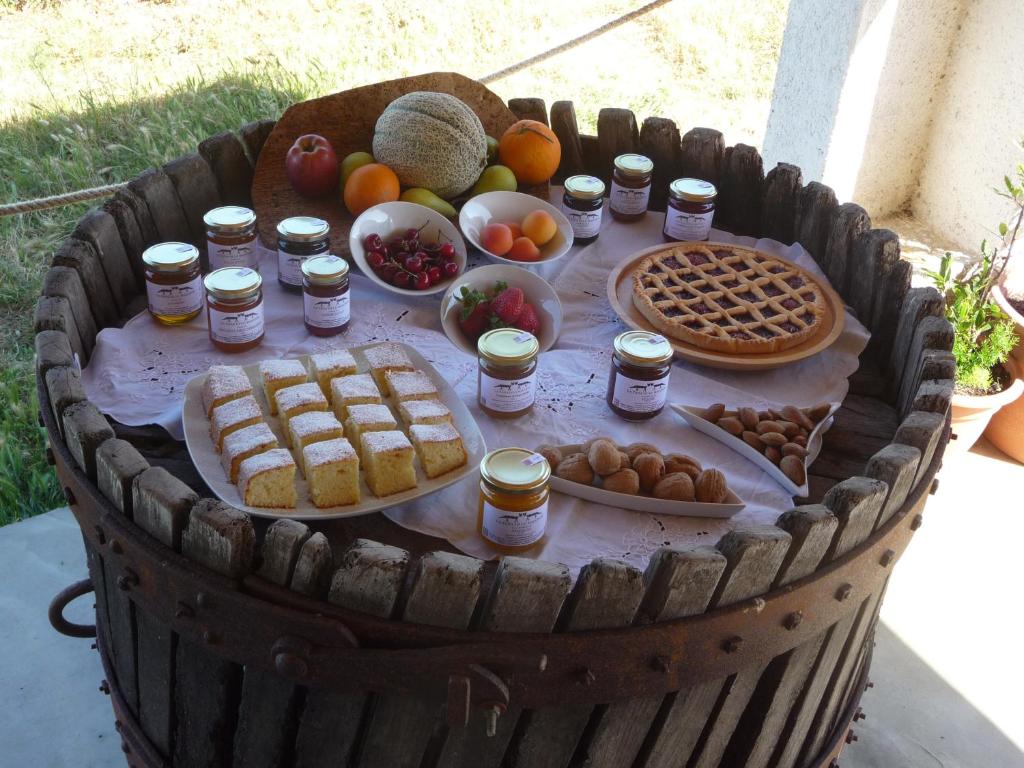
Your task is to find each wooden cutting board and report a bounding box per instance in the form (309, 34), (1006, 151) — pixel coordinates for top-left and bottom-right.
(251, 72), (518, 258)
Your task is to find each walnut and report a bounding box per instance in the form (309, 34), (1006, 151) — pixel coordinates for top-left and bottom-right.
(618, 451), (631, 470)
(664, 453), (702, 478)
(588, 438), (622, 476)
(581, 435), (616, 455)
(602, 468), (640, 495)
(624, 442), (661, 461)
(536, 444), (563, 472)
(632, 452), (666, 493)
(695, 468), (728, 503)
(555, 453), (594, 485)
(652, 472), (696, 501)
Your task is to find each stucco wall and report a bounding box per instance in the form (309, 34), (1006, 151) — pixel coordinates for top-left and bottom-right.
(912, 0), (1024, 254)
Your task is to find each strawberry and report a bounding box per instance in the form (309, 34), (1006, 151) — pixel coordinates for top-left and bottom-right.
(490, 286), (525, 323)
(514, 302), (541, 335)
(459, 300), (491, 340)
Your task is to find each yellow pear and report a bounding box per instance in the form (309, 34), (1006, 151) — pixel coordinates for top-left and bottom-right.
(471, 165), (517, 196)
(400, 188), (457, 218)
(340, 151), (374, 185)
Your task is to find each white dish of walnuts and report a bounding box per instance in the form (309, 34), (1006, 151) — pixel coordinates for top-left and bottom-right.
(537, 439), (745, 519)
(671, 401), (837, 497)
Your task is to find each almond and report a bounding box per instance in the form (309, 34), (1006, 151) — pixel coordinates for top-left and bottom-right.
(738, 407), (759, 430)
(764, 446), (782, 464)
(778, 420), (800, 438)
(793, 435), (808, 447)
(695, 468), (728, 503)
(805, 403), (831, 422)
(633, 452), (666, 493)
(701, 403), (726, 422)
(780, 454), (806, 485)
(555, 453), (594, 484)
(759, 431), (787, 447)
(756, 420), (785, 435)
(782, 442), (809, 459)
(653, 472), (696, 501)
(602, 468), (640, 495)
(742, 431), (763, 450)
(782, 405), (815, 431)
(588, 438), (623, 476)
(757, 409), (774, 421)
(717, 416), (744, 436)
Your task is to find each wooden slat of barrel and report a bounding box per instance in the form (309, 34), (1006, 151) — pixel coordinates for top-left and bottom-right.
(865, 444), (921, 528)
(894, 410), (945, 489)
(821, 203), (870, 300)
(173, 501), (254, 767)
(43, 266), (98, 359)
(679, 127), (724, 187)
(113, 186), (160, 248)
(199, 130), (255, 207)
(848, 229), (899, 333)
(717, 144), (764, 237)
(638, 117), (681, 211)
(35, 328), (74, 378)
(128, 168), (193, 245)
(292, 539), (410, 768)
(503, 558), (644, 768)
(73, 209), (139, 318)
(163, 153), (222, 255)
(102, 197), (147, 289)
(580, 134), (600, 179)
(869, 257), (912, 365)
(795, 182), (839, 272)
(289, 532), (333, 597)
(133, 466), (198, 755)
(912, 378), (954, 415)
(35, 296), (86, 363)
(434, 557), (572, 768)
(356, 551), (483, 768)
(760, 163), (802, 245)
(52, 238), (118, 329)
(888, 286), (943, 390)
(635, 526), (791, 768)
(572, 546), (726, 768)
(549, 101), (584, 183)
(507, 98), (549, 126)
(240, 119), (277, 163)
(897, 316), (955, 418)
(596, 107), (639, 187)
(45, 366), (85, 438)
(822, 477), (888, 561)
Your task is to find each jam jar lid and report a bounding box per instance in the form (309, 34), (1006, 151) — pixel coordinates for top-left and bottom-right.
(480, 448), (551, 493)
(669, 178), (717, 202)
(203, 205), (256, 232)
(614, 153), (654, 177)
(613, 331), (673, 366)
(277, 216), (330, 242)
(478, 328), (540, 364)
(203, 267), (262, 300)
(142, 242), (199, 272)
(564, 174), (606, 200)
(302, 254), (349, 285)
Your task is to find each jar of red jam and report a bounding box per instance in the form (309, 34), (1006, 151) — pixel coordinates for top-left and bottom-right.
(277, 216), (330, 291)
(562, 175), (605, 245)
(204, 267), (264, 353)
(610, 154), (654, 222)
(663, 178), (717, 242)
(302, 255), (350, 336)
(606, 331), (673, 420)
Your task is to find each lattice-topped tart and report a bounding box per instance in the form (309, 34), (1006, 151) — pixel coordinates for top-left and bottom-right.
(631, 244), (829, 354)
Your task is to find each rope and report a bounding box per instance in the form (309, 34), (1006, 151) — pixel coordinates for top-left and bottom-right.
(0, 0), (673, 219)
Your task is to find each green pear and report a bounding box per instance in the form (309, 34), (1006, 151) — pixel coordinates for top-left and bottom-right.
(340, 151), (374, 186)
(471, 164), (517, 196)
(486, 135), (499, 164)
(400, 187), (457, 218)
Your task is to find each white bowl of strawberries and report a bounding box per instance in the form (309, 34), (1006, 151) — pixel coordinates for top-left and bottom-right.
(439, 264), (563, 356)
(350, 201), (467, 296)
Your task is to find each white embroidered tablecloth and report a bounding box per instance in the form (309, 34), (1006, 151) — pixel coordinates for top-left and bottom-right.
(82, 190), (869, 571)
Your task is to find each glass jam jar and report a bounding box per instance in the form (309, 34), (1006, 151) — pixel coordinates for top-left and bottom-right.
(301, 255), (350, 337)
(204, 267), (264, 353)
(606, 331), (673, 420)
(477, 328), (540, 418)
(204, 206), (259, 271)
(610, 153), (654, 222)
(562, 174), (606, 245)
(142, 242), (204, 325)
(277, 216), (330, 291)
(663, 178), (717, 242)
(477, 448), (551, 553)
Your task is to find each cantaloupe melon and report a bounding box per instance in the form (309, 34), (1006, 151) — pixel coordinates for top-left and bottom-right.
(372, 91), (487, 199)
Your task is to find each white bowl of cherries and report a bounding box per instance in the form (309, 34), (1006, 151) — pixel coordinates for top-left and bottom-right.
(349, 201), (468, 296)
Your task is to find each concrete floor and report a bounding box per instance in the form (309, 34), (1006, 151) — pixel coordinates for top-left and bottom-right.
(1, 439), (1022, 767)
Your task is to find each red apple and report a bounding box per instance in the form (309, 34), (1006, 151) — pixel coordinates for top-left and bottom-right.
(285, 134), (339, 197)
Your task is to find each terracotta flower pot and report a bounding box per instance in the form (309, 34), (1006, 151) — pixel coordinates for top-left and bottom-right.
(950, 355), (1024, 454)
(992, 282), (1024, 364)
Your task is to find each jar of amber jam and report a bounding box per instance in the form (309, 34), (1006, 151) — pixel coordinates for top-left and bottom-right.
(477, 328), (539, 418)
(663, 178), (717, 242)
(562, 174), (606, 245)
(301, 255), (350, 337)
(610, 153), (654, 222)
(142, 242), (204, 325)
(204, 206), (258, 271)
(204, 267), (264, 353)
(606, 331), (673, 420)
(477, 448), (551, 553)
(277, 216), (330, 291)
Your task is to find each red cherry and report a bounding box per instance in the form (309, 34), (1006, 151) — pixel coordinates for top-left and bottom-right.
(427, 265), (442, 282)
(405, 255), (423, 273)
(439, 242), (455, 259)
(405, 228), (420, 240)
(367, 251), (385, 269)
(393, 271), (411, 288)
(364, 233), (383, 251)
(414, 271), (432, 290)
(443, 260), (460, 277)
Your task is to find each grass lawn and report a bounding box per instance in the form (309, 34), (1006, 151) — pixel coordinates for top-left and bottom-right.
(0, 0), (787, 524)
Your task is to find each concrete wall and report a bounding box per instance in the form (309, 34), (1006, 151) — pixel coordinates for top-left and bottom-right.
(912, 0), (1024, 253)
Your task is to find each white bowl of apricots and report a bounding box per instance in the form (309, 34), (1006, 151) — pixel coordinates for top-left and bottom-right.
(458, 191), (574, 266)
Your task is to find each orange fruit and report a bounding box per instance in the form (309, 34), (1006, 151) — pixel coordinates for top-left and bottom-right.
(498, 120), (561, 185)
(521, 210), (557, 246)
(507, 236), (541, 262)
(343, 163), (400, 216)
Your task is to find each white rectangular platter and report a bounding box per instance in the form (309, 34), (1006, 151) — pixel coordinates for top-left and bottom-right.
(548, 444), (745, 519)
(183, 342), (486, 521)
(670, 403), (838, 497)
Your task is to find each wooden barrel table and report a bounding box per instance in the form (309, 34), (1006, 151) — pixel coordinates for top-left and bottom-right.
(37, 87), (953, 768)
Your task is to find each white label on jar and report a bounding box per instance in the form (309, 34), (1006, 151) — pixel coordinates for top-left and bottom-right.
(277, 249), (307, 286)
(479, 370), (536, 413)
(146, 275), (203, 317)
(563, 203), (603, 238)
(611, 371), (670, 414)
(209, 303), (264, 344)
(303, 291), (350, 329)
(663, 208), (714, 241)
(610, 180), (651, 215)
(481, 499), (548, 547)
(208, 239), (258, 270)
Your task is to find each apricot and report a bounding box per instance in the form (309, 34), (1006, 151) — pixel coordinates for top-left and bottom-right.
(504, 221), (524, 239)
(522, 209), (557, 246)
(507, 236), (541, 262)
(480, 222), (514, 256)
